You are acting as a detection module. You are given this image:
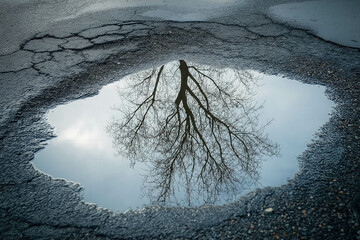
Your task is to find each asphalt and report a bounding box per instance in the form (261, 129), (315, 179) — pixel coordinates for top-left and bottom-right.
(1, 1), (360, 239)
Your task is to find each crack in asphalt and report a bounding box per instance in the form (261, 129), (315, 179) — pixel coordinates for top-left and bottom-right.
(0, 20), (292, 73)
(2, 17), (358, 76)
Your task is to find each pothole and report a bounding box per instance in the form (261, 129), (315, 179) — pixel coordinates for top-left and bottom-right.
(32, 60), (334, 212)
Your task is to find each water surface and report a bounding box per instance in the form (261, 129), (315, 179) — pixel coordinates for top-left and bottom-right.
(32, 61), (333, 212)
(269, 0), (360, 48)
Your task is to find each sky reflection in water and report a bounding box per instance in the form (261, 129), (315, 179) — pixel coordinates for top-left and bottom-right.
(32, 62), (334, 212)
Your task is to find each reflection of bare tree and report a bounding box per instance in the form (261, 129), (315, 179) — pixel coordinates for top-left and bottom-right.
(108, 60), (278, 205)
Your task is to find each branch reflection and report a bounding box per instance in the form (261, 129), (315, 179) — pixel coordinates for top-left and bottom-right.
(107, 60), (279, 206)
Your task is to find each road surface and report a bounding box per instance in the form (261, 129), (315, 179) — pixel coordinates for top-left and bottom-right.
(1, 0), (359, 239)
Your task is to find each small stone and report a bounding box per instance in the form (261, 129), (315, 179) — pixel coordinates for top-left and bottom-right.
(265, 208), (273, 213)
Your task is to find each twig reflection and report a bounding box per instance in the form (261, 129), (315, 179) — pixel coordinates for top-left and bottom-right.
(107, 60), (279, 205)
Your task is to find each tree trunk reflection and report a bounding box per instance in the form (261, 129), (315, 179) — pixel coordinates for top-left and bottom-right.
(107, 60), (279, 205)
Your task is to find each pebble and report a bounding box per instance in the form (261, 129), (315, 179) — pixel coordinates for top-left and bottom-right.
(264, 208), (273, 213)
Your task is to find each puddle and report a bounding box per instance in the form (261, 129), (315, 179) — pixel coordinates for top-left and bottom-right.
(269, 0), (360, 48)
(32, 60), (334, 212)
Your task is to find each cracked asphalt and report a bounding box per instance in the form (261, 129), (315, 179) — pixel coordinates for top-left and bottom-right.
(1, 0), (360, 239)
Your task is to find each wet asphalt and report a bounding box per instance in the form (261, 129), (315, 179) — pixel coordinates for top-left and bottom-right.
(1, 1), (360, 239)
